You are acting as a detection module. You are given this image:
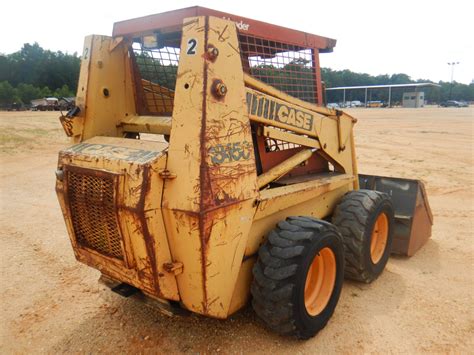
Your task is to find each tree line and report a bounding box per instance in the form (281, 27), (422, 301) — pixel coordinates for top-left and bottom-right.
(0, 43), (80, 107)
(0, 43), (472, 108)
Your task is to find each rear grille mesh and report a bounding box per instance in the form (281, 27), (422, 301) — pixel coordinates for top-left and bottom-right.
(67, 171), (124, 260)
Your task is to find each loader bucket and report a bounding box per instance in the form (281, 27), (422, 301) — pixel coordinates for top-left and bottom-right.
(358, 174), (433, 256)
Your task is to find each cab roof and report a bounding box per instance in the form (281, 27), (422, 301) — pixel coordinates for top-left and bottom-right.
(112, 6), (336, 53)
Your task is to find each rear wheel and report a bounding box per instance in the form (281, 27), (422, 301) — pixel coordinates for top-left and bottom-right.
(332, 189), (394, 283)
(251, 217), (344, 339)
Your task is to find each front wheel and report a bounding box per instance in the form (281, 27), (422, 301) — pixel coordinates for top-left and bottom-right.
(332, 189), (394, 283)
(251, 217), (345, 339)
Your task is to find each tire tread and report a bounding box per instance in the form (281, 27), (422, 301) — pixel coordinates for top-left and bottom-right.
(332, 189), (393, 283)
(251, 217), (343, 338)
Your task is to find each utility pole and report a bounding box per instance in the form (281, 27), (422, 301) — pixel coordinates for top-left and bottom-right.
(447, 62), (459, 100)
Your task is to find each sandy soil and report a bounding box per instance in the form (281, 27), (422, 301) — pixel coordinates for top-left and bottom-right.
(1, 108), (473, 353)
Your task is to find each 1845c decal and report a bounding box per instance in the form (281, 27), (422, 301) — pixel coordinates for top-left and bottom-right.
(208, 141), (252, 165)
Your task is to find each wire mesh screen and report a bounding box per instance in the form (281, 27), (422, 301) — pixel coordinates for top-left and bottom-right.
(239, 34), (317, 104)
(132, 39), (180, 115)
(264, 127), (302, 152)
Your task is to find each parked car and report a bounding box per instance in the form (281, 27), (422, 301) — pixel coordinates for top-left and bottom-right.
(327, 103), (340, 109)
(439, 100), (469, 107)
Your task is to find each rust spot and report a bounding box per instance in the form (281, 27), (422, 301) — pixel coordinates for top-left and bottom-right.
(199, 16), (211, 313)
(163, 262), (184, 275)
(134, 165), (161, 295)
(204, 44), (219, 62)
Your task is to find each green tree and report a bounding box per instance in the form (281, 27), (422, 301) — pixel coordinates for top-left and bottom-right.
(54, 84), (73, 98)
(16, 83), (41, 104)
(40, 86), (52, 98)
(0, 43), (80, 91)
(389, 73), (411, 84)
(0, 81), (17, 106)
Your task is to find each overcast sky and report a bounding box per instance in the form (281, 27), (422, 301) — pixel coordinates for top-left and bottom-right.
(2, 0), (472, 84)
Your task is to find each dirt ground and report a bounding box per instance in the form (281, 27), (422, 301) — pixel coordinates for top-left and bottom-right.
(1, 107), (473, 353)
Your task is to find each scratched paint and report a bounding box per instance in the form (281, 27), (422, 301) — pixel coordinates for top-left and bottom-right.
(64, 143), (160, 163)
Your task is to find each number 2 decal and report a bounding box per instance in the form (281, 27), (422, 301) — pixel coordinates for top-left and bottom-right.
(186, 38), (197, 55)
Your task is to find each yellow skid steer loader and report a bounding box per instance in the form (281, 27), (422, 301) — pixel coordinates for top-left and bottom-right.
(55, 7), (433, 338)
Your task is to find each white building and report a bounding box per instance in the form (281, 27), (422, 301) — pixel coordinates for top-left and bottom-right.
(402, 92), (424, 108)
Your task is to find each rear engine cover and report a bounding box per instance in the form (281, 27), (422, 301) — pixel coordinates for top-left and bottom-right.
(56, 136), (179, 301)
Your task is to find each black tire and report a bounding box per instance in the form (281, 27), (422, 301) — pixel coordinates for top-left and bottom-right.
(332, 189), (394, 283)
(251, 217), (345, 339)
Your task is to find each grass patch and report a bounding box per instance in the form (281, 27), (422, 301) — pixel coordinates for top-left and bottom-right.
(0, 127), (63, 153)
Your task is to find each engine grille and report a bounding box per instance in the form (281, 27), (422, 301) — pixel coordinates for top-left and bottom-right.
(67, 170), (124, 260)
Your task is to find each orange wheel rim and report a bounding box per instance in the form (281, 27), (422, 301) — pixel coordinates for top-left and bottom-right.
(304, 247), (336, 316)
(370, 212), (389, 264)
